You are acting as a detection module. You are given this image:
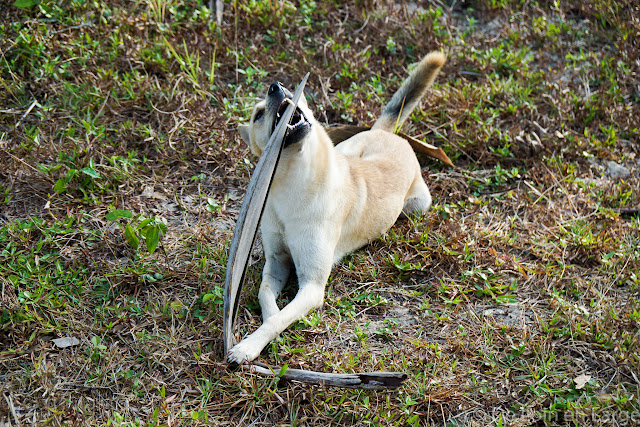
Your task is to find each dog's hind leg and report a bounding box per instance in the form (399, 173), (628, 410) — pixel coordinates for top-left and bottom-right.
(256, 228), (292, 321)
(258, 252), (291, 322)
(402, 173), (432, 216)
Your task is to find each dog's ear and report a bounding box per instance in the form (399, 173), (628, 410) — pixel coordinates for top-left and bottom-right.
(238, 124), (250, 144)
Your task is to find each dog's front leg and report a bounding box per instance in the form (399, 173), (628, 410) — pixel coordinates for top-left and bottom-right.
(227, 282), (325, 363)
(228, 243), (332, 364)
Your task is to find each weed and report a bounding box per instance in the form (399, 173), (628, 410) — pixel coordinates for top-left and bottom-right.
(106, 209), (167, 254)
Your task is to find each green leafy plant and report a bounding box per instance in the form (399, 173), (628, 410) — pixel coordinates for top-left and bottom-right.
(206, 193), (229, 213)
(50, 157), (102, 195)
(12, 0), (39, 9)
(462, 267), (518, 303)
(88, 336), (108, 362)
(106, 209), (167, 254)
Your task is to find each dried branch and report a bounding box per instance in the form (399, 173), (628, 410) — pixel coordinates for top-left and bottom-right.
(247, 362), (407, 390)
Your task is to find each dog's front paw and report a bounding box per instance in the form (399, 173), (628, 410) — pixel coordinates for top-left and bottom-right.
(227, 338), (262, 364)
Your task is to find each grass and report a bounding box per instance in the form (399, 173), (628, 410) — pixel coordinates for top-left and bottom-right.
(1, 0), (639, 425)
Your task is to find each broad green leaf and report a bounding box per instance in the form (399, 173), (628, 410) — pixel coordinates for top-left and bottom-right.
(106, 209), (133, 221)
(66, 169), (77, 179)
(278, 363), (289, 377)
(53, 178), (66, 193)
(124, 224), (139, 250)
(80, 167), (101, 179)
(146, 226), (160, 253)
(13, 0), (39, 8)
(138, 218), (153, 230)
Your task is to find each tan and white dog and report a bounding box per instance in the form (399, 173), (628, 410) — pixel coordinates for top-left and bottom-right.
(229, 52), (446, 363)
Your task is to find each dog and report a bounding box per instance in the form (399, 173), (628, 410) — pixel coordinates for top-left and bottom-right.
(229, 51), (446, 363)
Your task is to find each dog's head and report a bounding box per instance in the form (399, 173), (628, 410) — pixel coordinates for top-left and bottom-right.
(238, 82), (313, 156)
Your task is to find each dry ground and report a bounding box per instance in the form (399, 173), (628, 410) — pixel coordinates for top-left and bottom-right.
(1, 0), (639, 425)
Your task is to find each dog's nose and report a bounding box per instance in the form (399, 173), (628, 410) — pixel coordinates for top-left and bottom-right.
(268, 82), (283, 95)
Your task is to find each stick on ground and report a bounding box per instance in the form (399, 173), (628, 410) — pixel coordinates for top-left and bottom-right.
(248, 363), (407, 390)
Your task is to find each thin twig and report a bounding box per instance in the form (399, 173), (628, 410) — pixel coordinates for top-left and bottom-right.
(0, 147), (55, 184)
(353, 14), (369, 34)
(4, 393), (19, 426)
(52, 21), (93, 34)
(14, 99), (39, 129)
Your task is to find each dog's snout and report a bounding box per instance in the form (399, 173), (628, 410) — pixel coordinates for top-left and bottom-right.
(268, 82), (283, 95)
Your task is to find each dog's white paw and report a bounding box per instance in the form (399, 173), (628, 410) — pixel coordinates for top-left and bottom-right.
(227, 338), (262, 364)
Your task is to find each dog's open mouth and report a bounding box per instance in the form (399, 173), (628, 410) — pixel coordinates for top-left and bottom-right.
(272, 99), (309, 137)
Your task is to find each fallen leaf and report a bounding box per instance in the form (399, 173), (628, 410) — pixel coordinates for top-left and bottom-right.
(52, 337), (80, 349)
(574, 374), (591, 389)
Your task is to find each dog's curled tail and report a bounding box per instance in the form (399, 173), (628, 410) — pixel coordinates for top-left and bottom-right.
(372, 51), (446, 132)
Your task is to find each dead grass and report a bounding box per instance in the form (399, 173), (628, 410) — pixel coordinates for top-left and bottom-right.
(1, 0), (639, 425)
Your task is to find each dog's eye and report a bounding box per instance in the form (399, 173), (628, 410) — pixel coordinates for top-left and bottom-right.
(254, 109), (264, 121)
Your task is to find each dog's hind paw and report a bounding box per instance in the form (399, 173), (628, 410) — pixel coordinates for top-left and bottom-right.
(227, 339), (262, 365)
